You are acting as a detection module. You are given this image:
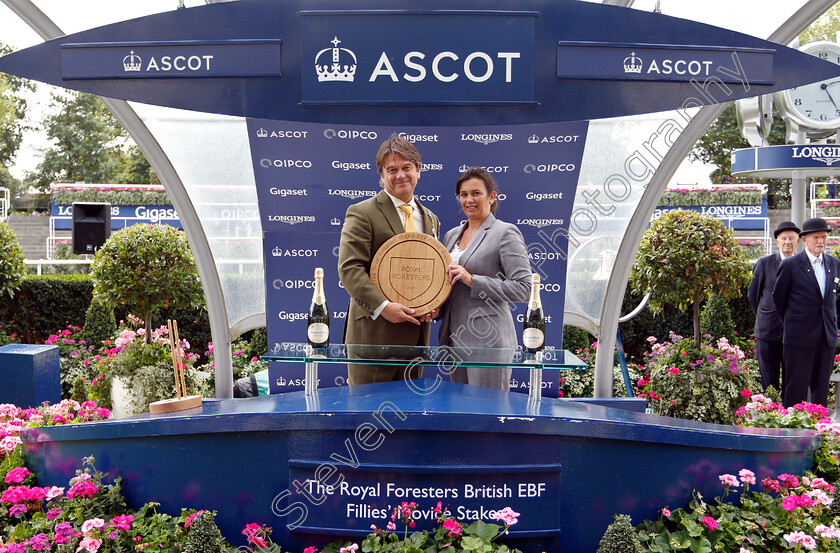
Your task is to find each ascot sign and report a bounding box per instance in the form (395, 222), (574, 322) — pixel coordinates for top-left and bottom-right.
(300, 12), (534, 104)
(3, 0), (840, 123)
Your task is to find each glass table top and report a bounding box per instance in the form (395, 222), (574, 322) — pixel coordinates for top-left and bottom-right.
(263, 343), (587, 370)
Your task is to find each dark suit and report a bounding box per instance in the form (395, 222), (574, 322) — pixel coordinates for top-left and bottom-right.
(772, 250), (840, 406)
(747, 253), (785, 393)
(337, 190), (440, 385)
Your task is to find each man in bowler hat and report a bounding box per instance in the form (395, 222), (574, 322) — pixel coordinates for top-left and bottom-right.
(748, 221), (799, 396)
(773, 217), (840, 406)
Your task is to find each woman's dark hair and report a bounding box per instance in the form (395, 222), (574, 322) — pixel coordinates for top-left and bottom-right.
(455, 166), (499, 215)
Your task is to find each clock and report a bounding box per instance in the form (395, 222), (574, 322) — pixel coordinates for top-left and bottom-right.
(776, 41), (840, 132)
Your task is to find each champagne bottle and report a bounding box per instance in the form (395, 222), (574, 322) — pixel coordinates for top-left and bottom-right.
(522, 274), (545, 353)
(307, 268), (330, 348)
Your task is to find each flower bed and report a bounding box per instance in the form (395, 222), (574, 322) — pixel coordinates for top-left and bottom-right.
(50, 184), (171, 207)
(737, 239), (766, 259)
(638, 333), (759, 425)
(658, 187), (763, 207)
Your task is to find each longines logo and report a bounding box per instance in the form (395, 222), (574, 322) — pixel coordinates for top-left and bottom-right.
(328, 189), (377, 200)
(527, 134), (581, 144)
(792, 146), (840, 166)
(323, 128), (378, 140)
(458, 164), (509, 173)
(267, 215), (316, 225)
(315, 37), (357, 82)
(516, 218), (564, 228)
(259, 158), (313, 169)
(256, 128), (309, 139)
(524, 163), (576, 173)
(460, 133), (513, 145)
(421, 163), (443, 171)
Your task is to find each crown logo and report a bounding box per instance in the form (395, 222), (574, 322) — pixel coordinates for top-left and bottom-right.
(277, 376), (287, 386)
(528, 134), (539, 144)
(331, 217), (341, 226)
(256, 128), (268, 138)
(123, 50), (142, 72)
(459, 164), (469, 173)
(315, 37), (357, 82)
(272, 246), (282, 257)
(623, 52), (643, 74)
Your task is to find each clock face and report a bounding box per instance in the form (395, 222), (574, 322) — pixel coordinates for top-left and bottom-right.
(782, 42), (840, 130)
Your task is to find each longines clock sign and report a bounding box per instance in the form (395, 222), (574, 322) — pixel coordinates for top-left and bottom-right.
(2, 0), (838, 125)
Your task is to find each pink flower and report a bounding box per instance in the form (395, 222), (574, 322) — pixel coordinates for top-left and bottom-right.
(781, 496), (798, 511)
(701, 516), (718, 531)
(783, 531), (816, 550)
(66, 480), (98, 500)
(46, 507), (63, 520)
(667, 367), (679, 375)
(386, 522), (396, 531)
(661, 507), (671, 517)
(443, 518), (462, 537)
(303, 548), (319, 553)
(76, 537), (102, 553)
(738, 469), (756, 486)
(339, 545), (359, 553)
(45, 486), (64, 500)
(109, 514), (134, 531)
(740, 389), (751, 398)
(778, 473), (799, 488)
(718, 474), (739, 488)
(493, 507), (520, 526)
(4, 467), (31, 484)
(82, 518), (105, 534)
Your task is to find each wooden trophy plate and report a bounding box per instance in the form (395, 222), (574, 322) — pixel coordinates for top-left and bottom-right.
(149, 395), (202, 414)
(370, 232), (452, 317)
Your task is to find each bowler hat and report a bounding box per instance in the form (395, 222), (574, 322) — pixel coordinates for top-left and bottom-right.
(773, 221), (800, 238)
(799, 217), (830, 237)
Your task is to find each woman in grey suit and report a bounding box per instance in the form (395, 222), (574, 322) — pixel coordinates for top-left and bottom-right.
(438, 167), (532, 390)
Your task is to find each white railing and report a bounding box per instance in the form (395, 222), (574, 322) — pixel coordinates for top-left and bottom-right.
(24, 259), (93, 275)
(810, 180), (840, 218)
(0, 187), (8, 221)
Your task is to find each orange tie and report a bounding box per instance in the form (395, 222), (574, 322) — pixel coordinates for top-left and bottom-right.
(399, 204), (416, 232)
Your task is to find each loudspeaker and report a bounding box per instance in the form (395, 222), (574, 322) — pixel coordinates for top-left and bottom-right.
(72, 202), (111, 254)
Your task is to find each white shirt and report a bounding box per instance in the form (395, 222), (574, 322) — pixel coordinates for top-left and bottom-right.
(805, 248), (826, 296)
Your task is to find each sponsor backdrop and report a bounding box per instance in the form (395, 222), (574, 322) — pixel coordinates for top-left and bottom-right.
(732, 145), (840, 178)
(247, 119), (588, 395)
(50, 203), (182, 230)
(651, 197), (768, 230)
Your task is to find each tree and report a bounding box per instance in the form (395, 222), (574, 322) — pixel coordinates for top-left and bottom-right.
(30, 91), (155, 191)
(0, 221), (25, 298)
(630, 210), (751, 349)
(91, 224), (204, 343)
(0, 42), (36, 167)
(800, 4), (840, 44)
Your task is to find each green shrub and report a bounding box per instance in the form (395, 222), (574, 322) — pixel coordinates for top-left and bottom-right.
(700, 294), (735, 342)
(0, 220), (25, 298)
(81, 298), (117, 348)
(91, 224), (205, 342)
(0, 274), (94, 343)
(183, 511), (225, 553)
(597, 514), (642, 553)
